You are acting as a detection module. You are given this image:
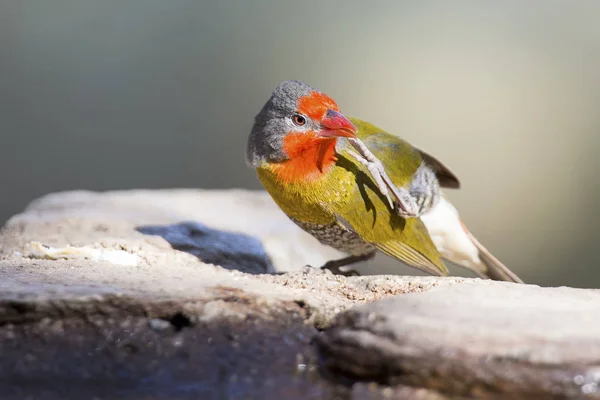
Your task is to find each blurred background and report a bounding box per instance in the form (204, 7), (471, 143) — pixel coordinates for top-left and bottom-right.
(1, 1), (599, 288)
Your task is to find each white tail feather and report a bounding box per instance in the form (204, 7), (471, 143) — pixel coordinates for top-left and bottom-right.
(421, 196), (522, 283)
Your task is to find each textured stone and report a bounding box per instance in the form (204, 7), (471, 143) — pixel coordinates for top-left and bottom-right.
(1, 189), (599, 399)
(0, 189), (346, 273)
(0, 189), (466, 399)
(317, 281), (600, 399)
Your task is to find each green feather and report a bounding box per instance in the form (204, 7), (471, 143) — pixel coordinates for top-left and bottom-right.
(256, 117), (447, 276)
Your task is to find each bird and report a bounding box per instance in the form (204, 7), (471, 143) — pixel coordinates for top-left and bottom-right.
(246, 80), (522, 283)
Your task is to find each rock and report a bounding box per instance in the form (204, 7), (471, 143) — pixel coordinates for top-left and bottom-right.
(1, 189), (599, 399)
(0, 189), (345, 273)
(136, 221), (275, 274)
(0, 189), (466, 399)
(317, 281), (600, 399)
(0, 190), (466, 323)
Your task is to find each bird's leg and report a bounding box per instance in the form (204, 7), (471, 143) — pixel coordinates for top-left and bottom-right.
(408, 163), (441, 215)
(346, 138), (420, 217)
(346, 148), (393, 208)
(320, 251), (376, 277)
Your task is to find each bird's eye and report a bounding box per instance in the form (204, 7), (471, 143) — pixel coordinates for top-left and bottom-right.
(292, 114), (306, 126)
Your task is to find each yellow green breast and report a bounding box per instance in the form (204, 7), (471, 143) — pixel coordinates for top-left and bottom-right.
(256, 163), (355, 225)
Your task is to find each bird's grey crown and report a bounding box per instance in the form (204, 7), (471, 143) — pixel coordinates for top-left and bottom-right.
(267, 80), (313, 115)
(246, 80), (316, 167)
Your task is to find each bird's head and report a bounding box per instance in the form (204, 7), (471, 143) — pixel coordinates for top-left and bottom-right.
(246, 80), (357, 167)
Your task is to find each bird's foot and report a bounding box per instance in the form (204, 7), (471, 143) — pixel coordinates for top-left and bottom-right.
(320, 262), (361, 277)
(298, 264), (357, 277)
(300, 265), (317, 274)
(392, 186), (421, 218)
(346, 138), (418, 217)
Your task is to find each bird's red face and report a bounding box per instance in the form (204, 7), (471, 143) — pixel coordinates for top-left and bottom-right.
(247, 80), (357, 183)
(291, 91), (357, 140)
(277, 91), (357, 183)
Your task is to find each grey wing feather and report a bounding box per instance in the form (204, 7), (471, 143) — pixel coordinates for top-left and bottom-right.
(416, 148), (460, 189)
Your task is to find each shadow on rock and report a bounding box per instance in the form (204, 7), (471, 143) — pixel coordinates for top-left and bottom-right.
(136, 222), (274, 274)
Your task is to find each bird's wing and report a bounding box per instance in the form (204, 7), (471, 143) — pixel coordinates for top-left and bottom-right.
(330, 159), (449, 277)
(351, 117), (460, 189)
(377, 236), (449, 276)
(330, 118), (449, 276)
(333, 210), (448, 276)
(415, 148), (460, 189)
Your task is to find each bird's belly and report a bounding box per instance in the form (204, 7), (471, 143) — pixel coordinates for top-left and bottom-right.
(256, 164), (374, 255)
(289, 217), (375, 256)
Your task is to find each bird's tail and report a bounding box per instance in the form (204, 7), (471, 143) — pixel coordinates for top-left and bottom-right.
(420, 196), (524, 283)
(460, 220), (523, 283)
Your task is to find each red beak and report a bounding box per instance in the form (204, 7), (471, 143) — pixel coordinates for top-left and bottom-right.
(319, 109), (357, 138)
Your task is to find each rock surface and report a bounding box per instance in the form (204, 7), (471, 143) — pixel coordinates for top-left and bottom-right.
(0, 189), (463, 399)
(0, 190), (464, 327)
(0, 189), (346, 274)
(0, 189), (599, 399)
(318, 281), (600, 399)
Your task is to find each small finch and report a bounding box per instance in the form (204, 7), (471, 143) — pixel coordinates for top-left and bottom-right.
(246, 80), (522, 283)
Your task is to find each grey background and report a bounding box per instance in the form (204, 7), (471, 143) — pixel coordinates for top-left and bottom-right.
(1, 1), (599, 287)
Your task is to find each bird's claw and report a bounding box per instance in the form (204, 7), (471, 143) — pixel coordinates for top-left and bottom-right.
(392, 186), (420, 218)
(321, 262), (361, 277)
(347, 138), (419, 217)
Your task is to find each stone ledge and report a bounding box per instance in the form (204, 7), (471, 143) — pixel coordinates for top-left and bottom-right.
(1, 189), (598, 399)
(317, 281), (600, 399)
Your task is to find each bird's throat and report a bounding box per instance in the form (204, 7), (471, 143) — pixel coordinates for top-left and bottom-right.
(273, 133), (338, 183)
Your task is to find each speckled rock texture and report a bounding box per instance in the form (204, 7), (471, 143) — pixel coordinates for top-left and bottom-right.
(0, 189), (598, 399)
(318, 281), (600, 399)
